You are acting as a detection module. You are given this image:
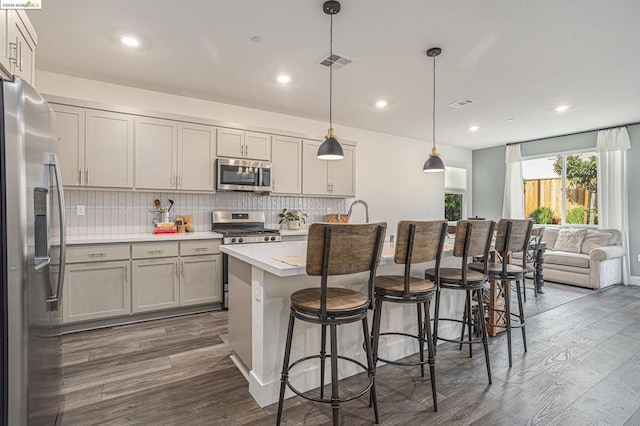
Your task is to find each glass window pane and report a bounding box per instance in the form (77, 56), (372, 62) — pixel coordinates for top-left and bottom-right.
(444, 193), (463, 221)
(563, 152), (598, 225)
(522, 156), (560, 224)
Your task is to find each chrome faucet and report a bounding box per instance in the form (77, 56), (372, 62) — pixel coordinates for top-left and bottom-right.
(347, 200), (370, 223)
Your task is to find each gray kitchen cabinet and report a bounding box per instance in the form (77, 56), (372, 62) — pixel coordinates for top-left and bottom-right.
(132, 257), (180, 313)
(179, 254), (221, 306)
(7, 10), (36, 85)
(302, 140), (356, 197)
(217, 128), (271, 161)
(177, 122), (217, 191)
(271, 135), (302, 195)
(134, 117), (178, 190)
(62, 260), (131, 323)
(85, 109), (135, 188)
(52, 104), (85, 186)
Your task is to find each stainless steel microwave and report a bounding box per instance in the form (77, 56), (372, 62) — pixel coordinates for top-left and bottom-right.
(216, 158), (272, 192)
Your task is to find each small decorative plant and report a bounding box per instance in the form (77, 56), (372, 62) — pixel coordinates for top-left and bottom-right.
(529, 206), (554, 224)
(279, 209), (308, 230)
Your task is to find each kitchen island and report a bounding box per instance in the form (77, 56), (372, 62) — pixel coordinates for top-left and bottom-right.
(220, 240), (464, 407)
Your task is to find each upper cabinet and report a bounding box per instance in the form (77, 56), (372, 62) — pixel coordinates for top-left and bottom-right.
(53, 105), (134, 189)
(271, 135), (302, 195)
(0, 10), (37, 85)
(85, 110), (135, 188)
(135, 118), (216, 191)
(217, 128), (271, 161)
(135, 117), (178, 190)
(302, 140), (356, 197)
(177, 123), (216, 191)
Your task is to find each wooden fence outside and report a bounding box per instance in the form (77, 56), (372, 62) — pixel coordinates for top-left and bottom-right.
(524, 178), (594, 224)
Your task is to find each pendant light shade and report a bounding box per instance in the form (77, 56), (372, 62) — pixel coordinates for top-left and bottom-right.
(317, 1), (344, 161)
(423, 47), (445, 172)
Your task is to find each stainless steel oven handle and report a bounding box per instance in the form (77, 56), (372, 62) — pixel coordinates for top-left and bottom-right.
(46, 153), (66, 311)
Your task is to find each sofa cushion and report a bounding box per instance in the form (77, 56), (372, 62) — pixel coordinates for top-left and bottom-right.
(544, 250), (590, 268)
(581, 230), (616, 254)
(541, 228), (559, 249)
(553, 228), (587, 253)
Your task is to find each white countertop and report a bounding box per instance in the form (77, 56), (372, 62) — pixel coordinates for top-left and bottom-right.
(220, 241), (395, 277)
(67, 232), (224, 245)
(278, 229), (309, 237)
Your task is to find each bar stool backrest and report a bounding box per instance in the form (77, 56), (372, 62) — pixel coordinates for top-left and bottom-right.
(453, 220), (496, 278)
(307, 223), (387, 317)
(495, 219), (534, 272)
(394, 220), (448, 296)
(526, 226), (545, 264)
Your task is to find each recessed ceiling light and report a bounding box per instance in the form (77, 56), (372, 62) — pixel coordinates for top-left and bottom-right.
(375, 100), (388, 108)
(276, 74), (291, 84)
(555, 105), (570, 112)
(469, 125), (479, 132)
(121, 36), (140, 47)
(507, 118), (515, 122)
(251, 35), (262, 43)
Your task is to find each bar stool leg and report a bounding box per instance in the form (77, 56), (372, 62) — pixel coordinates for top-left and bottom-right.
(370, 298), (383, 409)
(423, 301), (438, 412)
(459, 297), (467, 351)
(504, 279), (513, 367)
(417, 304), (425, 377)
(362, 317), (379, 424)
(475, 288), (492, 384)
(515, 280), (527, 353)
(433, 287), (441, 353)
(523, 279), (527, 302)
(276, 314), (296, 425)
(320, 324), (327, 399)
(466, 291), (473, 358)
(330, 324), (340, 426)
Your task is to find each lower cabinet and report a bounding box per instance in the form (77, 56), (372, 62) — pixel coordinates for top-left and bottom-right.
(180, 254), (221, 306)
(132, 257), (180, 313)
(63, 260), (131, 323)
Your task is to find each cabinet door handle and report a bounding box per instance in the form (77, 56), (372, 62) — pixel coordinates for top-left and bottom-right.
(124, 265), (128, 285)
(272, 179), (276, 191)
(88, 252), (107, 257)
(8, 40), (17, 65)
(179, 174), (182, 188)
(18, 39), (23, 71)
(85, 169), (89, 185)
(148, 249), (164, 255)
(180, 262), (185, 278)
(78, 169), (82, 185)
(194, 247), (209, 252)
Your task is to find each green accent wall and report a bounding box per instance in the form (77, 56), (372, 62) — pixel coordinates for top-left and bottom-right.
(472, 124), (640, 276)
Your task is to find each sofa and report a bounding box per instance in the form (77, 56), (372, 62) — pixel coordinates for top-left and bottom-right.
(538, 227), (624, 290)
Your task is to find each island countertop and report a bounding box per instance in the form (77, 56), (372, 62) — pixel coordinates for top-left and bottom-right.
(219, 241), (395, 277)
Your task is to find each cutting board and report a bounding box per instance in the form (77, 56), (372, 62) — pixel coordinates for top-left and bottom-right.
(326, 214), (348, 223)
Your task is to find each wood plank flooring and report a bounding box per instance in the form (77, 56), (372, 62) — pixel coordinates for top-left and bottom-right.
(59, 284), (640, 425)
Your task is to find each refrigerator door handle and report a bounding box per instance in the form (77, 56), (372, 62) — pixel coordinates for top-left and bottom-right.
(46, 153), (67, 311)
(34, 256), (51, 270)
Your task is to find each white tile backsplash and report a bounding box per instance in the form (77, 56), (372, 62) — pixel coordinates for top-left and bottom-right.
(63, 189), (346, 235)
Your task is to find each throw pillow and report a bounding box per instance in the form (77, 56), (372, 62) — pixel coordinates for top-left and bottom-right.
(553, 228), (587, 253)
(581, 231), (613, 254)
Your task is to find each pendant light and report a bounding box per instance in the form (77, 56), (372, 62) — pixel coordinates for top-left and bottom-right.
(423, 47), (445, 172)
(317, 0), (344, 160)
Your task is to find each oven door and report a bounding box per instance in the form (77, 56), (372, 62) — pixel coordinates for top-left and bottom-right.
(216, 158), (271, 191)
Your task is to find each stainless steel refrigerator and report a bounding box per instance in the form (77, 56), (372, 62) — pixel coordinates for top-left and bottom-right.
(1, 77), (66, 425)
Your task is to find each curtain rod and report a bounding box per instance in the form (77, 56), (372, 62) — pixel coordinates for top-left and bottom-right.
(506, 120), (640, 146)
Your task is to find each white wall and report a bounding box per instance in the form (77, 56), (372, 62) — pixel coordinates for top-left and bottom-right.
(36, 70), (472, 236)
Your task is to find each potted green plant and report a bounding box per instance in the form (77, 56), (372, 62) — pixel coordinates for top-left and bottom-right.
(278, 209), (308, 230)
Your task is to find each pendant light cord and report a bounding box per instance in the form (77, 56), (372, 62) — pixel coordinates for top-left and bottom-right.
(432, 54), (436, 150)
(329, 13), (333, 129)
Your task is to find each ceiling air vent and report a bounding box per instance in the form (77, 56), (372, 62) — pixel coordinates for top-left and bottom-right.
(448, 99), (474, 109)
(319, 53), (354, 70)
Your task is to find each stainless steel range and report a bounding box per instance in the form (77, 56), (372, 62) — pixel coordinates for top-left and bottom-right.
(211, 211), (281, 244)
(212, 211), (281, 310)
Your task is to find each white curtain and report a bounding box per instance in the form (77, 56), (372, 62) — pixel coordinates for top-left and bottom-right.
(502, 144), (525, 218)
(597, 127), (631, 284)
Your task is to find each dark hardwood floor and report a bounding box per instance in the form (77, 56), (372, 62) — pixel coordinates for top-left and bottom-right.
(59, 284), (640, 425)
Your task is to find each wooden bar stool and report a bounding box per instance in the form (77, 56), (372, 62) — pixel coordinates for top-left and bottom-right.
(371, 220), (448, 412)
(470, 219), (533, 367)
(426, 219), (495, 384)
(276, 222), (387, 426)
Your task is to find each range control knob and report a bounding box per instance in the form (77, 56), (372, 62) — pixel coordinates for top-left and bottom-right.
(231, 238), (237, 243)
(238, 238), (244, 243)
(264, 236), (269, 241)
(270, 236), (276, 241)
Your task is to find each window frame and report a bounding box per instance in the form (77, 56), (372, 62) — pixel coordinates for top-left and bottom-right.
(522, 149), (598, 227)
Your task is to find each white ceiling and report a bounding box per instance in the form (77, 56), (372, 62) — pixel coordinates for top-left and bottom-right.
(28, 0), (640, 150)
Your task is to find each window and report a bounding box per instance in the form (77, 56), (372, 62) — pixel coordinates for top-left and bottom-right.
(522, 152), (598, 225)
(444, 166), (467, 222)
